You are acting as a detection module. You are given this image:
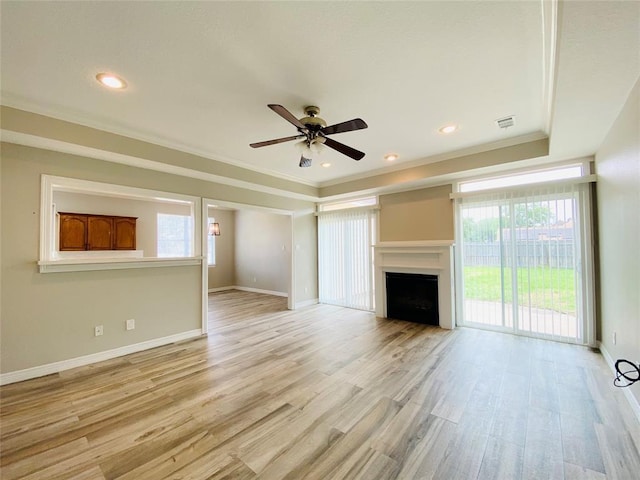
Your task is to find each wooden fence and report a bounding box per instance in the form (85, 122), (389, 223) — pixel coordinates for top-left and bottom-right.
(463, 240), (575, 268)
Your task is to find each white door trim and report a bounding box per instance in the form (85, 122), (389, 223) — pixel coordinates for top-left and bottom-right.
(201, 198), (297, 334)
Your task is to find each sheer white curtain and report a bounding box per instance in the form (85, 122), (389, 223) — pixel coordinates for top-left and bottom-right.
(318, 208), (375, 310)
(456, 181), (594, 345)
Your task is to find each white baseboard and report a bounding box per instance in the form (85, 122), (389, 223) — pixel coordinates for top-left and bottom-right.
(234, 286), (288, 297)
(598, 341), (640, 424)
(208, 286), (235, 293)
(207, 286), (288, 297)
(295, 298), (319, 309)
(0, 329), (203, 386)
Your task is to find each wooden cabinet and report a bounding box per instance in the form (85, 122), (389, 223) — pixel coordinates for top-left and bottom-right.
(58, 213), (137, 251)
(113, 217), (136, 250)
(87, 216), (113, 250)
(59, 214), (88, 251)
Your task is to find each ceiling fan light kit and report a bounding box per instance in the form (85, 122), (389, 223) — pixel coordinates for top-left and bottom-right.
(299, 156), (312, 168)
(250, 104), (368, 167)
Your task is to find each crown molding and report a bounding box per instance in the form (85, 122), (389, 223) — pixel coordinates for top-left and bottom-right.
(1, 129), (321, 203)
(0, 95), (319, 188)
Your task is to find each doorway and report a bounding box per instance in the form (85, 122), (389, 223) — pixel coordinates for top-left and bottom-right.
(200, 199), (295, 334)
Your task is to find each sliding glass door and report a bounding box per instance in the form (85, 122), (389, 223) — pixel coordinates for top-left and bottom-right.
(318, 208), (376, 311)
(456, 182), (594, 344)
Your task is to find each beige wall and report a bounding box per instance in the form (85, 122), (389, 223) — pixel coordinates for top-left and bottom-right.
(379, 184), (454, 241)
(293, 212), (319, 303)
(0, 142), (316, 375)
(207, 208), (235, 289)
(234, 210), (291, 295)
(320, 138), (549, 198)
(595, 77), (640, 405)
(0, 148), (200, 373)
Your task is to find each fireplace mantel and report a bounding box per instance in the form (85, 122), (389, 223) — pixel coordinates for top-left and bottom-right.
(373, 241), (455, 329)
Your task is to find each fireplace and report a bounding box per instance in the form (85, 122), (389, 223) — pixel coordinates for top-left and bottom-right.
(374, 241), (455, 329)
(385, 272), (439, 325)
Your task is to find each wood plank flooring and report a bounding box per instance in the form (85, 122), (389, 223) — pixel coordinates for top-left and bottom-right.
(1, 290), (639, 479)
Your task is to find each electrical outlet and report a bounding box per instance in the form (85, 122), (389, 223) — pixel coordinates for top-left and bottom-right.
(126, 319), (135, 331)
(613, 331), (617, 345)
(94, 325), (104, 337)
(253, 276), (257, 283)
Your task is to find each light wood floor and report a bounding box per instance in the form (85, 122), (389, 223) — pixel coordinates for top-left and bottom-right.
(1, 290), (639, 479)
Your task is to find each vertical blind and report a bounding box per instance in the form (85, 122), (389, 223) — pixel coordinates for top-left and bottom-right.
(318, 208), (375, 310)
(456, 181), (593, 344)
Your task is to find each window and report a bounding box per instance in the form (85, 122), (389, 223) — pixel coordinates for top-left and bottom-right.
(318, 196), (377, 212)
(157, 214), (193, 258)
(207, 217), (216, 265)
(459, 164), (584, 193)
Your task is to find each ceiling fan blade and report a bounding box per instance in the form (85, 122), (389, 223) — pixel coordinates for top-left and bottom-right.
(322, 118), (368, 136)
(322, 137), (365, 160)
(268, 104), (307, 130)
(299, 156), (312, 168)
(250, 135), (303, 148)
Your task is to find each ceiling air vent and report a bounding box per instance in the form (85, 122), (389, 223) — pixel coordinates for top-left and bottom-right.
(495, 115), (515, 129)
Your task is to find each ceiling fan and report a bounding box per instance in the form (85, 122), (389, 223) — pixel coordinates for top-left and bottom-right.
(250, 104), (368, 167)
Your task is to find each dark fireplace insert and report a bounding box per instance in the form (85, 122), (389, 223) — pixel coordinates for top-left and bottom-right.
(385, 272), (439, 325)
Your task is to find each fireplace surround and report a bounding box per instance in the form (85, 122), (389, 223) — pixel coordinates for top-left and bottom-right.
(374, 241), (455, 329)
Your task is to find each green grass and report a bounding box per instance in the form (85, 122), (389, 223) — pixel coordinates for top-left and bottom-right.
(464, 266), (576, 314)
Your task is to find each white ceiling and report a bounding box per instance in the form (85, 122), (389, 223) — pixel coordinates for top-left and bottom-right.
(1, 1), (638, 188)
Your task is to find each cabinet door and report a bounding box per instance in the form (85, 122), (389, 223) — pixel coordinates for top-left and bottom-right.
(59, 214), (87, 251)
(87, 216), (113, 250)
(113, 217), (136, 250)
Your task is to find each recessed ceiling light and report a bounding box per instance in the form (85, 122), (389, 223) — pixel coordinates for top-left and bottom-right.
(321, 162), (331, 168)
(384, 153), (399, 162)
(96, 73), (127, 89)
(438, 124), (458, 134)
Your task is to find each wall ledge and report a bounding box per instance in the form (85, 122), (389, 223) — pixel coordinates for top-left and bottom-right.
(38, 256), (203, 273)
(0, 329), (203, 386)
